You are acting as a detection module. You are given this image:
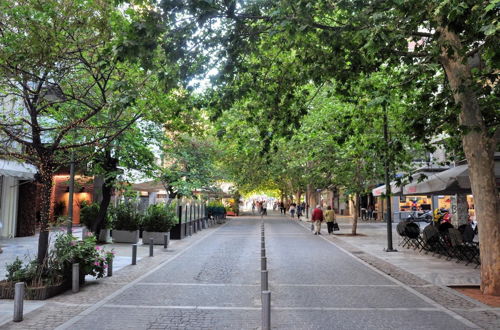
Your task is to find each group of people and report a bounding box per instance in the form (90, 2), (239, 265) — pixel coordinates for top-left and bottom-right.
(311, 205), (338, 235)
(251, 201), (267, 216)
(277, 201), (307, 219)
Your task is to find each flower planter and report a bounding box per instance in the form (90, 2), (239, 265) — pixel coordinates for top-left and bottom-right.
(0, 280), (67, 300)
(112, 229), (139, 243)
(142, 231), (170, 245)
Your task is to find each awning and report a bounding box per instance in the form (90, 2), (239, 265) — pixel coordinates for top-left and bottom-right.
(402, 161), (500, 195)
(372, 170), (444, 197)
(131, 180), (165, 192)
(0, 160), (37, 180)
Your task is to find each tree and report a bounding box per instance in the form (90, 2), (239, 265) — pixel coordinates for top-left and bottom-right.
(0, 0), (143, 263)
(159, 0), (500, 295)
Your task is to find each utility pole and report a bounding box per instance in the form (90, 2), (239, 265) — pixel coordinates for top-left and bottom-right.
(383, 102), (396, 252)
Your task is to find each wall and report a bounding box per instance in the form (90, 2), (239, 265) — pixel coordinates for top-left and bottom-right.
(0, 176), (19, 238)
(51, 175), (94, 225)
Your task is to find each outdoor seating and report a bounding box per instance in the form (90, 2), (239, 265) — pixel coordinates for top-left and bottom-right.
(397, 221), (411, 248)
(404, 222), (424, 250)
(402, 222), (480, 267)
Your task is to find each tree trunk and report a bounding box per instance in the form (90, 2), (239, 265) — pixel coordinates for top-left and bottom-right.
(295, 191), (301, 204)
(92, 150), (118, 240)
(351, 193), (359, 235)
(37, 162), (54, 264)
(439, 26), (500, 295)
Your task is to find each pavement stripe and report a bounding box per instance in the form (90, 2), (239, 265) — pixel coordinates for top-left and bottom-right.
(103, 304), (261, 310)
(100, 304), (441, 312)
(136, 282), (260, 287)
(135, 282), (399, 287)
(293, 219), (481, 329)
(55, 221), (231, 330)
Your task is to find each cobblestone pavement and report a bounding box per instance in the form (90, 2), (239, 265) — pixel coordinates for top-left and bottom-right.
(2, 215), (498, 329)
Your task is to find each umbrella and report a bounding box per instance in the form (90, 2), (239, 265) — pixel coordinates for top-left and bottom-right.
(403, 161), (500, 195)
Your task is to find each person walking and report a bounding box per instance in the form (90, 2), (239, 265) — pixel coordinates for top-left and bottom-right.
(311, 205), (324, 235)
(289, 203), (296, 218)
(324, 206), (336, 235)
(296, 203), (302, 220)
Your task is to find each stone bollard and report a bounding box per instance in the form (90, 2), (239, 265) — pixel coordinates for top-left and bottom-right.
(72, 263), (79, 293)
(262, 291), (271, 330)
(132, 244), (137, 265)
(149, 238), (154, 257)
(261, 270), (268, 291)
(13, 282), (24, 322)
(107, 258), (113, 277)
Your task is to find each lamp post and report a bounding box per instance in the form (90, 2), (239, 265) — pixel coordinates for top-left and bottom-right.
(383, 102), (396, 252)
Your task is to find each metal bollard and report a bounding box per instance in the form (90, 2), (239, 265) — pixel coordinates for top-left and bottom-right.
(132, 244), (137, 265)
(149, 238), (154, 257)
(261, 270), (268, 291)
(262, 291), (271, 330)
(13, 282), (24, 322)
(107, 258), (113, 277)
(261, 248), (266, 257)
(261, 241), (265, 249)
(261, 257), (267, 270)
(164, 233), (169, 249)
(72, 263), (79, 293)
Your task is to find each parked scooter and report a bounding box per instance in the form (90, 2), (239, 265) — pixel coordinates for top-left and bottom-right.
(406, 210), (433, 223)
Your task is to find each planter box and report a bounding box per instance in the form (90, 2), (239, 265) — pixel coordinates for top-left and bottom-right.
(112, 229), (139, 243)
(142, 231), (170, 245)
(170, 222), (185, 240)
(99, 229), (111, 243)
(0, 280), (67, 300)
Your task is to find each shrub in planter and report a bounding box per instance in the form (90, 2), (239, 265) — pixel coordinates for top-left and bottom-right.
(110, 203), (141, 243)
(53, 233), (114, 279)
(80, 200), (99, 230)
(207, 201), (225, 217)
(0, 233), (114, 300)
(142, 204), (177, 244)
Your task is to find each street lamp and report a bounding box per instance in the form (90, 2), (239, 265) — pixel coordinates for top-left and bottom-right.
(383, 102), (397, 252)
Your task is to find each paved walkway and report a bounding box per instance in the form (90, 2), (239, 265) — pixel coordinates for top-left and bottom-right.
(1, 214), (498, 329)
(313, 216), (481, 286)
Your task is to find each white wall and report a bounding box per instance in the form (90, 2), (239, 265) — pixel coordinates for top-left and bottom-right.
(0, 176), (19, 238)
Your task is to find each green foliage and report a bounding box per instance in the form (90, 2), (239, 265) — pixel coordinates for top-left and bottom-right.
(142, 204), (177, 232)
(207, 201), (225, 216)
(53, 234), (114, 278)
(159, 134), (219, 198)
(5, 257), (38, 283)
(79, 201), (100, 229)
(109, 203), (142, 231)
(4, 234), (115, 285)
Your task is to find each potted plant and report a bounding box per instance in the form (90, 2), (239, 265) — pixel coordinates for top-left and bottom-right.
(142, 204), (177, 245)
(0, 233), (114, 300)
(110, 203), (141, 243)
